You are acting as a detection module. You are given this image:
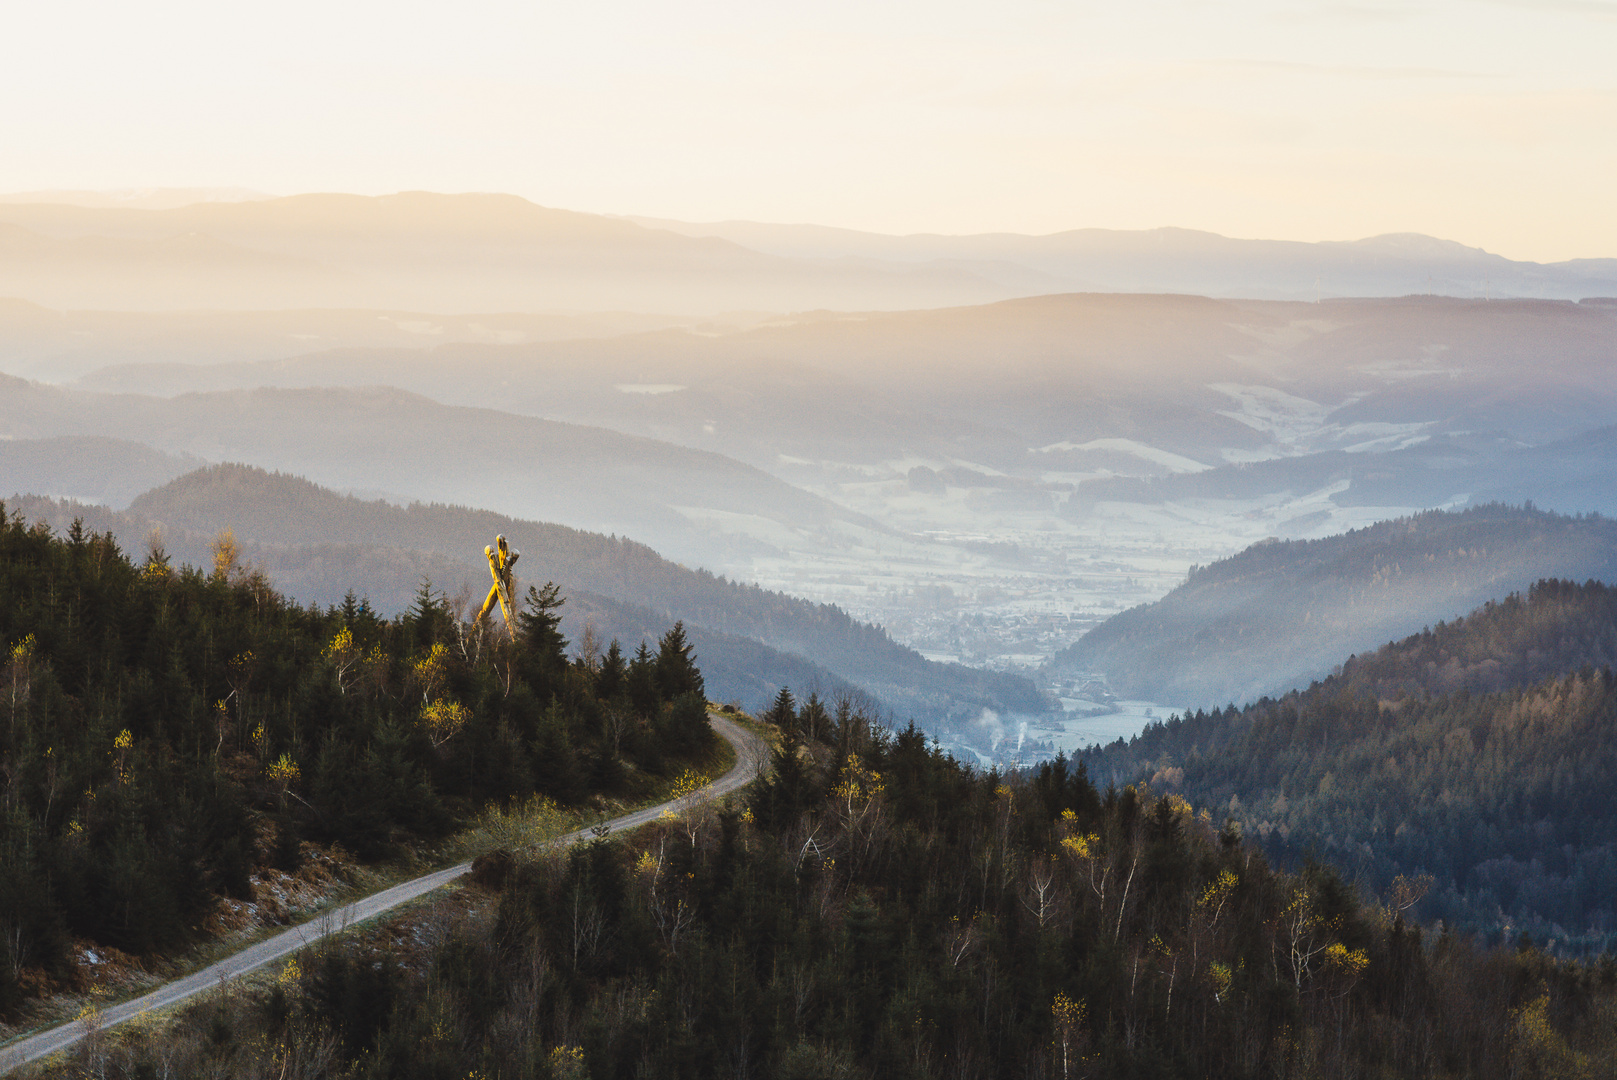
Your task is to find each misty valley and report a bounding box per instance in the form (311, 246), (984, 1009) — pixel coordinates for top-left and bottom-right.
(7, 213), (1617, 764)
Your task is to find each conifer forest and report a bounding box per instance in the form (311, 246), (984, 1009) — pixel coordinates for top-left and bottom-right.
(0, 508), (714, 1020)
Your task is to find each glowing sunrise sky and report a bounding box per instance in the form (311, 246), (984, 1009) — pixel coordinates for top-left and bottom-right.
(6, 0), (1616, 261)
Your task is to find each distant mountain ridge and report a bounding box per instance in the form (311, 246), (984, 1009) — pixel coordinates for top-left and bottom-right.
(0, 192), (1024, 313)
(0, 378), (889, 570)
(627, 216), (1617, 302)
(0, 190), (1612, 315)
(1051, 505), (1617, 709)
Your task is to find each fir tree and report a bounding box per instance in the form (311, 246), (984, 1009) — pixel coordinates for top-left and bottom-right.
(763, 685), (797, 736)
(597, 639), (626, 702)
(654, 621), (703, 701)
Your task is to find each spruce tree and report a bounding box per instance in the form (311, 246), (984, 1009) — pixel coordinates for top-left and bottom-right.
(654, 621), (703, 701)
(596, 639), (626, 702)
(764, 686), (798, 736)
(517, 583), (569, 700)
(628, 641), (659, 718)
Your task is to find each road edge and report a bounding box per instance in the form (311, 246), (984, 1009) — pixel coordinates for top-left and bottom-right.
(0, 713), (766, 1075)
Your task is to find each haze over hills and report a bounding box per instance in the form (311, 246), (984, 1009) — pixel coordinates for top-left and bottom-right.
(6, 193), (1617, 744)
(60, 291), (1617, 681)
(0, 378), (892, 569)
(1051, 505), (1617, 710)
(81, 291), (1617, 462)
(1, 191), (1615, 317)
(0, 298), (716, 383)
(0, 193), (1017, 314)
(0, 435), (201, 507)
(1072, 423), (1617, 521)
(628, 215), (1617, 302)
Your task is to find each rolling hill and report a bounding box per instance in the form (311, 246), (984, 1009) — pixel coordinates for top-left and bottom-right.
(0, 434), (200, 507)
(0, 378), (888, 571)
(1081, 577), (1617, 951)
(1050, 504), (1617, 709)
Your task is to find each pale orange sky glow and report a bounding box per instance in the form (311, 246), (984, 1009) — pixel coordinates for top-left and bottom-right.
(6, 0), (1617, 261)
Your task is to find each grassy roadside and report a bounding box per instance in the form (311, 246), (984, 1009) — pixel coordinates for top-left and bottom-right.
(711, 701), (783, 752)
(0, 710), (748, 1055)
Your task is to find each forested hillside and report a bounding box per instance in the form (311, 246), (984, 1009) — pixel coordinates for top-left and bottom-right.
(1052, 504), (1617, 708)
(1083, 579), (1617, 953)
(0, 505), (720, 1016)
(3, 464), (1045, 723)
(58, 693), (1617, 1078)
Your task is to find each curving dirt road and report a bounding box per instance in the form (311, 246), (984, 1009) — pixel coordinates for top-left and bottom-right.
(0, 714), (766, 1075)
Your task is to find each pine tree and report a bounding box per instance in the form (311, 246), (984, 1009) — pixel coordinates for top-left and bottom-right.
(628, 641), (659, 718)
(408, 577), (449, 647)
(799, 692), (830, 743)
(654, 621), (703, 702)
(657, 692), (714, 757)
(764, 686), (798, 736)
(517, 583), (569, 700)
(597, 640), (626, 702)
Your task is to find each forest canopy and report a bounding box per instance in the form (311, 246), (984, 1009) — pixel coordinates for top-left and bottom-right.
(51, 689), (1617, 1079)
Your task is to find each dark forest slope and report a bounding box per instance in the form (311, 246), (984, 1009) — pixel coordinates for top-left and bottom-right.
(1082, 578), (1617, 952)
(0, 505), (721, 1016)
(52, 695), (1617, 1078)
(1052, 504), (1617, 708)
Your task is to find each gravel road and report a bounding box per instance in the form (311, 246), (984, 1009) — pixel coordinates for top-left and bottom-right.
(0, 713), (765, 1074)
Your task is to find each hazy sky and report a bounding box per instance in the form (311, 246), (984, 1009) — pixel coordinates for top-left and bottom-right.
(7, 1), (1616, 261)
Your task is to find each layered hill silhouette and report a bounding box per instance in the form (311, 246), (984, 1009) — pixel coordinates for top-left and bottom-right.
(1051, 504), (1617, 708)
(0, 378), (887, 569)
(2, 464), (1044, 722)
(0, 193), (1016, 313)
(3, 191), (1616, 317)
(40, 292), (1617, 672)
(76, 293), (1617, 504)
(631, 215), (1617, 302)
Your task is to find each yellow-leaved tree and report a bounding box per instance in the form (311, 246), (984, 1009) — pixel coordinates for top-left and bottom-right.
(324, 626), (362, 695)
(210, 528), (242, 582)
(420, 699), (470, 748)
